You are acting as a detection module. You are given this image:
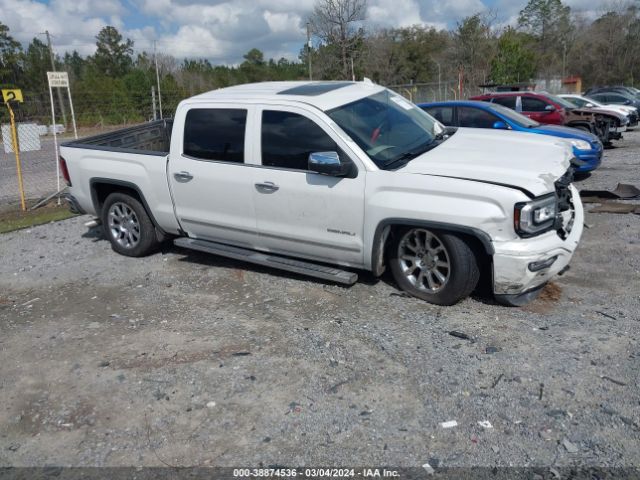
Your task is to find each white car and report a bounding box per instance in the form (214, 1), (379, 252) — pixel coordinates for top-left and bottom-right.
(60, 81), (583, 306)
(559, 93), (638, 127)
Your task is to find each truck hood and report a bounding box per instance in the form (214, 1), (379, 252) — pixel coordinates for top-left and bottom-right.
(400, 127), (572, 197)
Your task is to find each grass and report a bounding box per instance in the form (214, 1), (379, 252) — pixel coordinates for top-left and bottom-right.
(0, 204), (78, 234)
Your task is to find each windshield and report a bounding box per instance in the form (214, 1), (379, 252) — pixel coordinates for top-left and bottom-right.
(327, 90), (439, 169)
(547, 94), (579, 109)
(487, 102), (540, 128)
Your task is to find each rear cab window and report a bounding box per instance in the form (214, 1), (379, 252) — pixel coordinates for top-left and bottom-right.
(183, 108), (247, 163)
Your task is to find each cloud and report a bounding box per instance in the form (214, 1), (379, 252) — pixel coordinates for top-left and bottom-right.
(0, 0), (633, 63)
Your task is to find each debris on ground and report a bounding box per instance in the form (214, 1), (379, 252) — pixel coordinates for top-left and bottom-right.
(601, 376), (627, 386)
(595, 310), (617, 320)
(562, 438), (579, 453)
(448, 330), (472, 341)
(477, 420), (493, 429)
(485, 346), (501, 354)
(440, 420), (458, 429)
(580, 183), (640, 199)
(421, 463), (435, 475)
(589, 202), (639, 214)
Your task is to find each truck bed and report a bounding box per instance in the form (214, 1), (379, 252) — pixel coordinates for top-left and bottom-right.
(63, 119), (173, 156)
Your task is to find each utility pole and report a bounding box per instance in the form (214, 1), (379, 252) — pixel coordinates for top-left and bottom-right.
(151, 86), (157, 121)
(306, 22), (312, 81)
(435, 61), (442, 101)
(562, 41), (567, 81)
(43, 30), (68, 128)
(154, 40), (163, 119)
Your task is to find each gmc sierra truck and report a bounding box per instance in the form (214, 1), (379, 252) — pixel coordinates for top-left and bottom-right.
(61, 81), (583, 306)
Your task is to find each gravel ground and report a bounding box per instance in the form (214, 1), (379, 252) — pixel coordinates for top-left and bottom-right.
(0, 130), (639, 474)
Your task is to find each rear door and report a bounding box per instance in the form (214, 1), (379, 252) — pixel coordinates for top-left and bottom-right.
(457, 106), (502, 129)
(169, 105), (258, 247)
(249, 106), (366, 267)
(422, 105), (456, 126)
(491, 95), (517, 111)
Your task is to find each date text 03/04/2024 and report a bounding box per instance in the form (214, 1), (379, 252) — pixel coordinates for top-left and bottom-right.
(233, 468), (400, 478)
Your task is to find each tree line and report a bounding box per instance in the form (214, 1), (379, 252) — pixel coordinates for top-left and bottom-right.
(1, 0), (640, 126)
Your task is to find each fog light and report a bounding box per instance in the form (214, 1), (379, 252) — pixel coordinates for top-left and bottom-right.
(528, 256), (558, 272)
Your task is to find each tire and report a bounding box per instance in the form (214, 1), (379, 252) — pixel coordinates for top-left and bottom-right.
(101, 192), (159, 257)
(388, 227), (480, 306)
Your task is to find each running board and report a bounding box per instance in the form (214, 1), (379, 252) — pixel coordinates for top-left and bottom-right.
(174, 237), (358, 285)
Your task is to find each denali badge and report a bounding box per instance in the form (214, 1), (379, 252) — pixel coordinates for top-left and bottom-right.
(327, 228), (356, 237)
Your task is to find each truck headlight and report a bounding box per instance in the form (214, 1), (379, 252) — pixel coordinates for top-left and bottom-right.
(569, 139), (591, 150)
(514, 194), (558, 237)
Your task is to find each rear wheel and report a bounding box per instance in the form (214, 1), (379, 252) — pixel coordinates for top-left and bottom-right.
(388, 227), (480, 306)
(102, 192), (159, 257)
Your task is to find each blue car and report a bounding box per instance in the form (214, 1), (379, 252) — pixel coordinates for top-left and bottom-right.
(418, 100), (603, 173)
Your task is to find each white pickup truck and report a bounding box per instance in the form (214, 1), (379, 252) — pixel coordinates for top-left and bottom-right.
(61, 81), (583, 306)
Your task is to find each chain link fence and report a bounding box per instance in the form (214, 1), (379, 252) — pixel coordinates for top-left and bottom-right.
(388, 80), (484, 104)
(0, 89), (183, 210)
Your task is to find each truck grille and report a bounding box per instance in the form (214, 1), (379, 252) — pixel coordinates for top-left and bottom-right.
(554, 167), (575, 239)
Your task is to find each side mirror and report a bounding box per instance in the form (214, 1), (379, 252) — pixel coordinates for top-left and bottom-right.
(492, 121), (509, 130)
(544, 105), (556, 112)
(624, 100), (632, 105)
(585, 103), (595, 108)
(308, 151), (350, 177)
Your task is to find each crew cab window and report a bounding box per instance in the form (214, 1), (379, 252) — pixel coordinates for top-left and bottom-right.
(458, 107), (500, 128)
(521, 97), (549, 112)
(423, 106), (453, 125)
(492, 96), (517, 109)
(261, 110), (338, 170)
(183, 108), (246, 162)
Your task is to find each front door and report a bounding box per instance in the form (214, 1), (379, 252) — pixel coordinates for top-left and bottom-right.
(521, 96), (553, 123)
(250, 107), (366, 267)
(169, 106), (258, 247)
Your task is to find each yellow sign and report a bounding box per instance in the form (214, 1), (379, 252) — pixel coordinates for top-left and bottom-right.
(2, 89), (23, 103)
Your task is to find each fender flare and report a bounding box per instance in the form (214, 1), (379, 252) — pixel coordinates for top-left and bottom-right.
(370, 218), (494, 276)
(89, 177), (167, 236)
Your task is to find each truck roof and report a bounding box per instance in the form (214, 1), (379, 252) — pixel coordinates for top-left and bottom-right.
(187, 81), (386, 111)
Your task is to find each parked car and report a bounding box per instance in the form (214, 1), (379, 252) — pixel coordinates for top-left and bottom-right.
(586, 90), (640, 110)
(584, 86), (640, 100)
(471, 91), (567, 125)
(549, 94), (629, 143)
(61, 81), (583, 306)
(470, 91), (622, 144)
(418, 100), (602, 173)
(559, 94), (638, 127)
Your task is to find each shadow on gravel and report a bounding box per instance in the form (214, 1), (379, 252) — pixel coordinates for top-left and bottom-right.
(81, 225), (105, 242)
(573, 172), (592, 182)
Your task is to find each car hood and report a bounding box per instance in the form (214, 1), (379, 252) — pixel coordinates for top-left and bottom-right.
(400, 128), (572, 197)
(532, 124), (600, 143)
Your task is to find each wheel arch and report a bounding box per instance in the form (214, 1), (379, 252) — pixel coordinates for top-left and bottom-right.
(89, 178), (167, 236)
(370, 218), (494, 277)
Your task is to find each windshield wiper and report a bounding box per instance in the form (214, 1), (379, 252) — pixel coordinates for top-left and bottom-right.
(382, 139), (442, 169)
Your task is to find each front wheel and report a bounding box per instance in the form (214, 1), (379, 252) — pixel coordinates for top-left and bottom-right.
(388, 228), (480, 306)
(101, 192), (159, 257)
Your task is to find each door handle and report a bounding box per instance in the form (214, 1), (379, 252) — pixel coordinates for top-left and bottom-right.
(174, 171), (194, 182)
(255, 181), (279, 192)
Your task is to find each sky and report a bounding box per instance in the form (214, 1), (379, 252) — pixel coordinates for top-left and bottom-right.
(0, 0), (631, 64)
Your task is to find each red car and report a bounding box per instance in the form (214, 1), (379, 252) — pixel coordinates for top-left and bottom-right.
(470, 92), (567, 125)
